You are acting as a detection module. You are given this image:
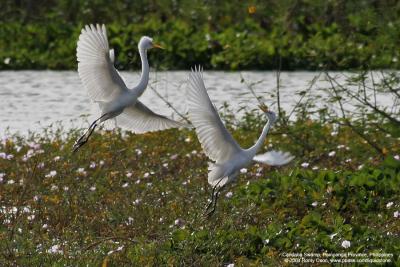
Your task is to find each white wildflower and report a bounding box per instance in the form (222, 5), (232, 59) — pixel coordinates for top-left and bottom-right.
(50, 185), (58, 191)
(328, 151), (336, 157)
(174, 218), (184, 227)
(311, 201), (318, 207)
(394, 211), (399, 218)
(53, 156), (60, 161)
(47, 244), (62, 254)
(386, 202), (394, 208)
(341, 240), (351, 249)
(122, 183), (129, 188)
(240, 168), (247, 174)
(301, 162), (309, 168)
(76, 168), (86, 175)
(45, 170), (57, 178)
(225, 192), (233, 198)
(7, 179), (15, 185)
(89, 162), (96, 168)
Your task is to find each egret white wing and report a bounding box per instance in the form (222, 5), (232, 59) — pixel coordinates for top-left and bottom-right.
(187, 68), (242, 162)
(77, 24), (127, 102)
(253, 150), (294, 166)
(116, 101), (187, 133)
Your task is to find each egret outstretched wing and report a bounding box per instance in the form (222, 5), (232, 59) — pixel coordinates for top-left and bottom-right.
(77, 24), (127, 102)
(116, 101), (187, 133)
(187, 68), (242, 162)
(253, 150), (294, 166)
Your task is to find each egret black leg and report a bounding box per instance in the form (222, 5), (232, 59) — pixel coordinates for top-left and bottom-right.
(203, 177), (225, 217)
(204, 182), (219, 213)
(205, 185), (225, 218)
(72, 114), (107, 153)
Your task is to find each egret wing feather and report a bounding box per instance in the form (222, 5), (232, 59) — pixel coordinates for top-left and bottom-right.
(187, 69), (242, 162)
(116, 101), (187, 133)
(77, 24), (127, 102)
(253, 150), (294, 166)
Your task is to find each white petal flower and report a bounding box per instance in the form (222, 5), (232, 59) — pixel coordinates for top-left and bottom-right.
(386, 202), (394, 208)
(45, 170), (57, 178)
(311, 201), (318, 207)
(394, 211), (399, 218)
(301, 162), (309, 168)
(240, 168), (247, 174)
(225, 192), (233, 198)
(341, 240), (351, 249)
(329, 233), (337, 240)
(328, 151), (336, 157)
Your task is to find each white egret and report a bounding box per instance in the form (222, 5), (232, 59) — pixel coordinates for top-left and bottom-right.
(73, 24), (186, 152)
(187, 67), (294, 216)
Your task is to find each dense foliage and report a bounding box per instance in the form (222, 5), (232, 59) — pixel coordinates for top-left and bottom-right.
(0, 104), (399, 265)
(1, 0), (400, 70)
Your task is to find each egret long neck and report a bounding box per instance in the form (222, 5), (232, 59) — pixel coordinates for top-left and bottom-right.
(134, 47), (149, 97)
(249, 119), (272, 155)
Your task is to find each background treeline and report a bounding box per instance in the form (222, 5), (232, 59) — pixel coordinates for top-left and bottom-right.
(1, 0), (400, 70)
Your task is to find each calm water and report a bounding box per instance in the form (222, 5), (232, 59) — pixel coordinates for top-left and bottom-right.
(0, 70), (393, 136)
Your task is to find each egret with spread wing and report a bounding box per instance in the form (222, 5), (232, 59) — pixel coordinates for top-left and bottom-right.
(187, 67), (294, 216)
(73, 24), (186, 152)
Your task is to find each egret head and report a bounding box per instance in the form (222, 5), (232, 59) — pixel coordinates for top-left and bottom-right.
(258, 104), (277, 124)
(138, 36), (164, 51)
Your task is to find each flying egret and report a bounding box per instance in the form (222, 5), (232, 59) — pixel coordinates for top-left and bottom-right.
(73, 24), (186, 152)
(187, 67), (294, 216)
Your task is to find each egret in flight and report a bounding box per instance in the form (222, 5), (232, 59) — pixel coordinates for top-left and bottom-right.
(187, 67), (294, 216)
(73, 24), (186, 152)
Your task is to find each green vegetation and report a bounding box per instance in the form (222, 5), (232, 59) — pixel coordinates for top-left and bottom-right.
(0, 71), (399, 265)
(1, 0), (400, 70)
